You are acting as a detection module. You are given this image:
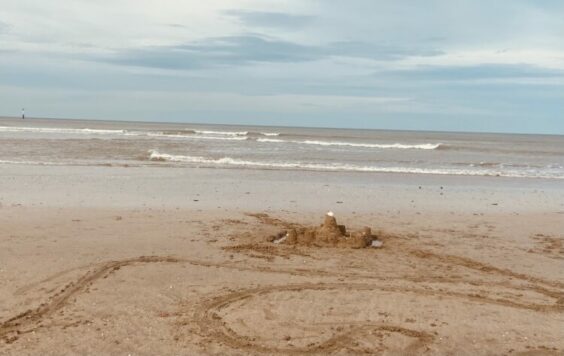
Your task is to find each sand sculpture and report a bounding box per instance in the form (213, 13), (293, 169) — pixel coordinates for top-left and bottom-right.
(272, 212), (382, 248)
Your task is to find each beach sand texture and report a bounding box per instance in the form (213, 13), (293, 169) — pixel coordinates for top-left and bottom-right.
(0, 163), (563, 355)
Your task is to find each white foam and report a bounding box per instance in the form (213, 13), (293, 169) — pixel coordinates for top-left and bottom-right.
(0, 126), (247, 141)
(147, 132), (247, 141)
(147, 150), (564, 179)
(148, 150), (302, 167)
(257, 138), (286, 143)
(194, 130), (248, 136)
(0, 126), (436, 149)
(257, 137), (441, 150)
(0, 126), (126, 135)
(195, 130), (280, 137)
(0, 159), (65, 166)
(302, 141), (442, 150)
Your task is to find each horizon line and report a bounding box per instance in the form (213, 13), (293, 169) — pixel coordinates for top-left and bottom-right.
(0, 114), (562, 137)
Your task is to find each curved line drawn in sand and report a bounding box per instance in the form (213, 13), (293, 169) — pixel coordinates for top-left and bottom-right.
(187, 278), (564, 354)
(2, 213), (563, 352)
(192, 283), (435, 355)
(528, 234), (564, 261)
(3, 249), (562, 347)
(407, 248), (564, 290)
(0, 256), (182, 344)
(13, 263), (96, 296)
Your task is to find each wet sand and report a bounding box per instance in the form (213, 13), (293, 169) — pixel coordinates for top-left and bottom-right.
(0, 165), (563, 355)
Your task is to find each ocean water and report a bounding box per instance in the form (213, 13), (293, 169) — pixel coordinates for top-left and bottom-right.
(1, 117), (563, 179)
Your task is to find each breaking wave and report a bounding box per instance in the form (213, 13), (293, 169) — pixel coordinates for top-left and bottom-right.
(246, 131), (280, 137)
(146, 132), (247, 141)
(0, 159), (65, 166)
(193, 130), (280, 137)
(146, 150), (563, 179)
(1, 126), (439, 149)
(257, 138), (442, 150)
(0, 126), (280, 139)
(193, 130), (248, 136)
(0, 126), (253, 141)
(0, 126), (126, 135)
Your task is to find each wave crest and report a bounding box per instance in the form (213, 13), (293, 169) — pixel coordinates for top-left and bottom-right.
(193, 130), (248, 136)
(0, 126), (437, 149)
(256, 138), (441, 150)
(0, 126), (126, 135)
(146, 150), (562, 179)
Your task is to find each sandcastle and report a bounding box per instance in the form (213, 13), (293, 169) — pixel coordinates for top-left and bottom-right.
(272, 212), (382, 248)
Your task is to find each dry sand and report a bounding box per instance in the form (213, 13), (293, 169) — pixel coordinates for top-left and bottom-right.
(0, 165), (563, 355)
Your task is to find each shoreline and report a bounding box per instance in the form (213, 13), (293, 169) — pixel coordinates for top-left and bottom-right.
(3, 160), (564, 181)
(1, 164), (563, 212)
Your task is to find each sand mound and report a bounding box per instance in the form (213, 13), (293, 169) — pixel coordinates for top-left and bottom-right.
(270, 213), (381, 249)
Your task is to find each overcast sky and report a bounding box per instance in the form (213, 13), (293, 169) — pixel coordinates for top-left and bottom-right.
(0, 0), (563, 133)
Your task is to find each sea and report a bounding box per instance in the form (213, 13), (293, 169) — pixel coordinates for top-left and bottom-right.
(1, 117), (563, 180)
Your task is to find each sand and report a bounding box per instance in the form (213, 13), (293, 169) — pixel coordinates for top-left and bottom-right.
(270, 213), (377, 248)
(0, 164), (563, 355)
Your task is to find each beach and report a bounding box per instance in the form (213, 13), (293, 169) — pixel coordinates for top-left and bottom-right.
(2, 0), (562, 353)
(0, 118), (563, 355)
(0, 160), (563, 355)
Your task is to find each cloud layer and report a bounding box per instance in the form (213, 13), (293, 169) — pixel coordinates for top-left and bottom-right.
(0, 0), (563, 133)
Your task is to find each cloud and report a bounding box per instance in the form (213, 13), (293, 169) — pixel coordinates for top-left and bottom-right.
(0, 20), (9, 34)
(1, 0), (563, 133)
(384, 64), (564, 81)
(392, 49), (564, 71)
(101, 35), (442, 70)
(103, 35), (319, 70)
(224, 10), (313, 28)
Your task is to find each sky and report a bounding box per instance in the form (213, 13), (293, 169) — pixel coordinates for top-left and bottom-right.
(0, 0), (563, 134)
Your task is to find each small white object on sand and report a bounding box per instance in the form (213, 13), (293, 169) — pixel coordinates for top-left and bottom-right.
(327, 211), (334, 217)
(371, 240), (383, 248)
(274, 235), (287, 244)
